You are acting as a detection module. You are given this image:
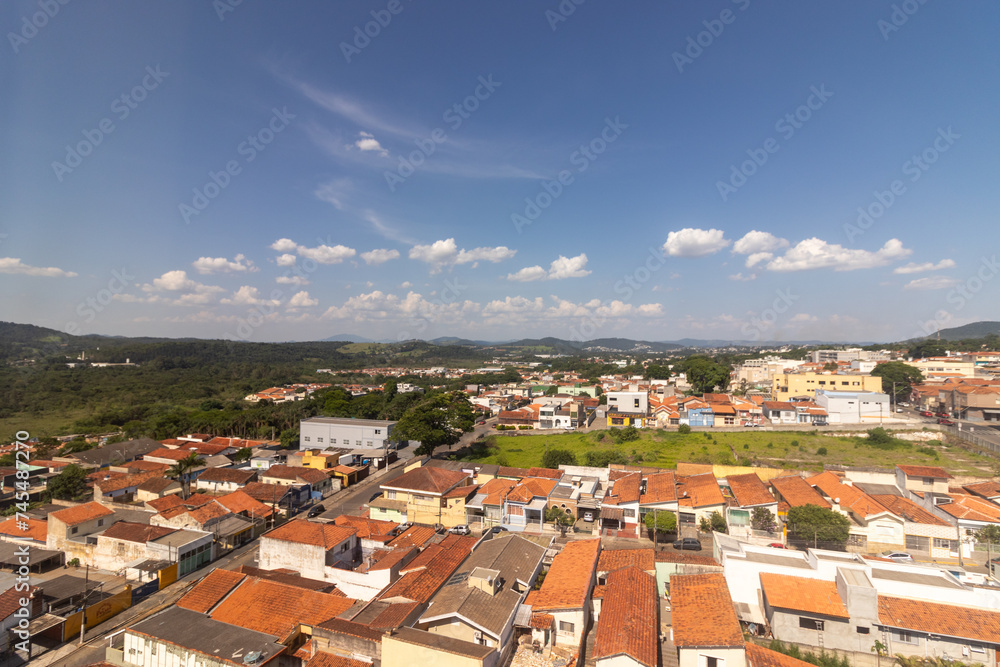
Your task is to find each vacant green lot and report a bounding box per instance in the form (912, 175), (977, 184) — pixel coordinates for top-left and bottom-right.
(462, 428), (996, 477)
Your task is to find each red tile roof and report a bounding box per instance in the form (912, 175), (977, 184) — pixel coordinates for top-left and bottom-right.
(264, 521), (357, 549)
(878, 595), (1000, 644)
(869, 495), (950, 526)
(593, 566), (658, 667)
(726, 473), (776, 508)
(196, 467), (257, 485)
(760, 573), (848, 618)
(964, 481), (1000, 499)
(263, 465), (328, 485)
(377, 542), (472, 604)
(747, 643), (819, 667)
(897, 465), (951, 479)
(49, 502), (115, 527)
(387, 525), (436, 549)
(381, 466), (468, 495)
(0, 585), (40, 621)
(145, 494), (185, 512)
(678, 473), (725, 509)
(604, 472), (641, 506)
(210, 578), (356, 639)
(334, 515), (398, 539)
(937, 494), (1000, 523)
(177, 568), (247, 613)
(0, 517), (47, 542)
(100, 521), (176, 543)
(671, 573), (743, 648)
(770, 476), (831, 509)
(805, 472), (888, 519)
(305, 652), (372, 667)
(598, 548), (654, 574)
(531, 538), (601, 611)
(214, 490), (274, 518)
(144, 448), (195, 462)
(641, 472), (677, 505)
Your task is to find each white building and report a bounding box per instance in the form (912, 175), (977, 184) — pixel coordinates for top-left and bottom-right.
(814, 390), (890, 423)
(299, 416), (397, 451)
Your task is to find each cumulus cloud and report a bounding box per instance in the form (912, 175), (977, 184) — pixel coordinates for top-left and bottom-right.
(789, 313), (819, 323)
(893, 259), (956, 274)
(361, 248), (400, 265)
(0, 257), (77, 277)
(276, 254), (298, 267)
(276, 275), (310, 286)
(287, 291), (319, 309)
(270, 238), (356, 264)
(482, 296), (545, 315)
(192, 254), (257, 274)
(321, 290), (480, 324)
(903, 276), (961, 290)
(507, 253), (591, 281)
(352, 131), (388, 157)
(663, 228), (730, 257)
(139, 270), (224, 306)
(764, 238), (911, 272)
(221, 285), (281, 307)
(409, 238), (516, 273)
(733, 230), (790, 255)
(728, 272), (757, 282)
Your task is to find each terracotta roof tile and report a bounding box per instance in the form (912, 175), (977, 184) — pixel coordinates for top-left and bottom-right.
(747, 643), (819, 667)
(878, 595), (1000, 644)
(598, 548), (654, 574)
(367, 601), (420, 629)
(387, 525), (436, 549)
(604, 472), (641, 506)
(377, 542), (472, 604)
(0, 585), (40, 621)
(678, 473), (725, 509)
(334, 515), (399, 539)
(770, 476), (831, 509)
(196, 468), (257, 485)
(100, 521), (176, 543)
(727, 473), (776, 508)
(760, 573), (848, 618)
(671, 573), (743, 648)
(869, 495), (950, 526)
(530, 612), (554, 629)
(897, 465), (952, 479)
(210, 578), (356, 639)
(381, 466), (468, 495)
(177, 568), (247, 614)
(654, 551), (720, 566)
(531, 538), (600, 611)
(305, 651), (372, 667)
(641, 472), (677, 505)
(264, 521), (357, 549)
(0, 517), (46, 542)
(594, 566), (658, 667)
(145, 494), (185, 512)
(964, 481), (1000, 498)
(49, 502), (114, 527)
(806, 472), (887, 519)
(214, 490), (274, 518)
(937, 494), (1000, 522)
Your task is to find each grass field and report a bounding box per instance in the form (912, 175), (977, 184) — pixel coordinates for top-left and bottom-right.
(461, 428), (998, 477)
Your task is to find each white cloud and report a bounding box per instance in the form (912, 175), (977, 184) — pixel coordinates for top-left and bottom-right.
(764, 238), (911, 272)
(547, 254), (591, 280)
(287, 291), (319, 309)
(637, 303), (664, 316)
(733, 230), (789, 255)
(276, 275), (310, 286)
(903, 276), (961, 290)
(270, 238), (299, 253)
(399, 281), (412, 289)
(0, 257), (77, 277)
(314, 179), (350, 210)
(221, 285), (281, 307)
(192, 254), (257, 275)
(789, 313), (819, 323)
(482, 296), (545, 315)
(893, 259), (956, 274)
(321, 290), (479, 324)
(410, 238), (516, 273)
(663, 228), (730, 257)
(139, 270), (225, 306)
(352, 131), (388, 157)
(507, 266), (548, 282)
(271, 238), (356, 265)
(745, 252), (774, 268)
(361, 248), (400, 265)
(507, 253), (590, 281)
(276, 254), (298, 267)
(728, 272), (757, 282)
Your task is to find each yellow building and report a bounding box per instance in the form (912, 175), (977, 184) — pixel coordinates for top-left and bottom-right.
(379, 466), (473, 528)
(299, 450), (338, 470)
(771, 372), (883, 399)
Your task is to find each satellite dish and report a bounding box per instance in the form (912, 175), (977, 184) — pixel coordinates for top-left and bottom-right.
(243, 651), (262, 665)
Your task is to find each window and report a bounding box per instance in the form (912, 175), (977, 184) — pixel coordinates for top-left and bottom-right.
(970, 645), (986, 655)
(633, 398), (640, 408)
(934, 538), (952, 550)
(703, 656), (724, 667)
(356, 440), (361, 446)
(97, 519), (104, 527)
(341, 542), (349, 552)
(375, 429), (381, 434)
(317, 437), (323, 443)
(924, 477), (933, 485)
(799, 618), (824, 631)
(330, 439), (336, 444)
(857, 627), (870, 635)
(892, 630), (917, 645)
(559, 621), (575, 633)
(71, 526), (78, 534)
(905, 535), (929, 551)
(304, 436), (310, 442)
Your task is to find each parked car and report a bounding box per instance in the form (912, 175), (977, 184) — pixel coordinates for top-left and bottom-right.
(768, 542), (787, 549)
(743, 422), (759, 427)
(487, 525), (509, 536)
(919, 410), (934, 417)
(477, 420), (486, 425)
(307, 504), (325, 518)
(449, 524), (471, 535)
(582, 511), (594, 522)
(882, 551), (914, 563)
(369, 491), (383, 502)
(938, 417), (956, 425)
(672, 537), (702, 551)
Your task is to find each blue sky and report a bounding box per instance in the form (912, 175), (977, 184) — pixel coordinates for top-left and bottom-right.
(1, 1), (998, 344)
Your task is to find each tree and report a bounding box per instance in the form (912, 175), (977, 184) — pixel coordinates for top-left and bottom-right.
(542, 448), (577, 469)
(645, 364), (672, 380)
(279, 428), (299, 450)
(545, 506), (575, 532)
(644, 510), (677, 535)
(678, 424), (692, 435)
(751, 506), (777, 533)
(680, 356), (730, 394)
(709, 510), (728, 533)
(231, 447), (253, 463)
(168, 452), (205, 499)
(47, 464), (89, 500)
(870, 361), (924, 403)
(786, 504), (850, 549)
(822, 362), (839, 372)
(908, 340), (947, 359)
(393, 391), (475, 456)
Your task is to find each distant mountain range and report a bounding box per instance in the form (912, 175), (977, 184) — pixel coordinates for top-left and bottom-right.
(909, 321), (1000, 342)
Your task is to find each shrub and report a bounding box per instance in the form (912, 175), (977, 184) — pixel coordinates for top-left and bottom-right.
(517, 425), (533, 430)
(743, 444), (750, 450)
(766, 442), (773, 448)
(816, 447), (828, 456)
(678, 424), (692, 434)
(542, 448), (577, 468)
(790, 440), (799, 447)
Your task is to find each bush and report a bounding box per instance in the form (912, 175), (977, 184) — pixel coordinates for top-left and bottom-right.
(743, 444), (749, 449)
(790, 440), (799, 447)
(816, 447), (828, 456)
(542, 448), (577, 468)
(496, 424), (514, 431)
(517, 425), (533, 430)
(916, 446), (939, 459)
(678, 424), (691, 434)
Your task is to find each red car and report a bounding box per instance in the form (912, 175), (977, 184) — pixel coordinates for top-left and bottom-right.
(919, 410), (934, 417)
(937, 417), (956, 425)
(768, 542), (787, 549)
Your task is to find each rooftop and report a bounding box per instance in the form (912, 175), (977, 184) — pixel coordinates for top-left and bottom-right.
(530, 538), (601, 611)
(593, 566), (658, 667)
(671, 573), (744, 648)
(760, 573), (848, 619)
(878, 594), (1000, 644)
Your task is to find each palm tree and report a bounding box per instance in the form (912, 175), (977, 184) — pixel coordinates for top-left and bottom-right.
(168, 452), (205, 499)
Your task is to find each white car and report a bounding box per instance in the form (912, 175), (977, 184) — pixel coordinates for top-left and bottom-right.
(882, 551), (914, 563)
